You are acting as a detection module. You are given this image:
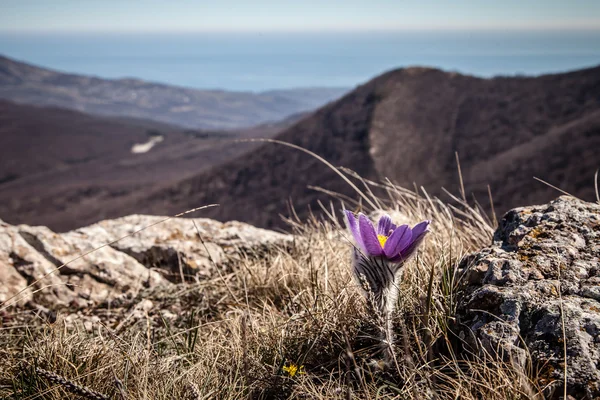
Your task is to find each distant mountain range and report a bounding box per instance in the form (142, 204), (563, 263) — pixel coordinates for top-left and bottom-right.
(1, 61), (598, 232)
(0, 55), (348, 129)
(122, 65), (600, 229)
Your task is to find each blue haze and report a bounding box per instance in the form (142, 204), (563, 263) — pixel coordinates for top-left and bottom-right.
(1, 31), (599, 91)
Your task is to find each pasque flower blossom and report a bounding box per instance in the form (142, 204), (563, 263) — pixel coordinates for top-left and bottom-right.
(344, 210), (430, 263)
(344, 210), (430, 367)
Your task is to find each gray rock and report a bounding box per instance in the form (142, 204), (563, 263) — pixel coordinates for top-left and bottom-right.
(0, 220), (71, 306)
(0, 215), (291, 309)
(17, 223), (166, 306)
(76, 215), (292, 282)
(456, 196), (600, 399)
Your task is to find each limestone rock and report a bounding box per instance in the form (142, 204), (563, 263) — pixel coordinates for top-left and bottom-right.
(75, 215), (292, 282)
(17, 224), (166, 305)
(456, 196), (600, 399)
(0, 215), (292, 309)
(0, 220), (71, 306)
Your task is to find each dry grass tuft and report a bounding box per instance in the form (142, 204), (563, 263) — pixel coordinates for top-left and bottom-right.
(0, 175), (546, 399)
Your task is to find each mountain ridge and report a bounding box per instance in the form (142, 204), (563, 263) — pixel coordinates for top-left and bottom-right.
(0, 54), (348, 129)
(1, 64), (598, 232)
(124, 64), (600, 228)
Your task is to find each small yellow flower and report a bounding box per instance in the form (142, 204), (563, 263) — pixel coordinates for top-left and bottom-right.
(282, 363), (305, 377)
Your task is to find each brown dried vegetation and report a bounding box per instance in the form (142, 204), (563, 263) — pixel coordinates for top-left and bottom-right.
(0, 175), (553, 399)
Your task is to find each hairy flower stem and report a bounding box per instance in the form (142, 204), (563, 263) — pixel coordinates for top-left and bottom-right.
(376, 286), (400, 368)
(377, 307), (396, 368)
(357, 254), (403, 369)
(362, 290), (398, 369)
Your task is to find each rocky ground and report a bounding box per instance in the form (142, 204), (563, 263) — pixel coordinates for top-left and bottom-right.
(0, 194), (598, 399)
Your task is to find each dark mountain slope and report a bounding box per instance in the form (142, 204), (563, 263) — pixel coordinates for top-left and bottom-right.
(366, 66), (600, 204)
(0, 100), (174, 183)
(0, 55), (348, 129)
(127, 66), (600, 228)
(0, 100), (291, 230)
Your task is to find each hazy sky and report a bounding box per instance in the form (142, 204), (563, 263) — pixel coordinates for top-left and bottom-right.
(2, 0), (600, 33)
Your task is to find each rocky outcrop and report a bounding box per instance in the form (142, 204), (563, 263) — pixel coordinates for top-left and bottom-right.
(0, 215), (291, 309)
(456, 196), (600, 399)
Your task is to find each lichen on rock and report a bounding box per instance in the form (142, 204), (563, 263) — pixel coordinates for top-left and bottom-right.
(456, 196), (600, 399)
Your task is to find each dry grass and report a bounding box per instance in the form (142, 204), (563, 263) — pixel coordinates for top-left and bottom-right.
(0, 176), (546, 399)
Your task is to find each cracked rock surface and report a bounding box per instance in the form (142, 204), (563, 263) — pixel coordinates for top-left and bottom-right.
(0, 215), (291, 308)
(456, 196), (600, 399)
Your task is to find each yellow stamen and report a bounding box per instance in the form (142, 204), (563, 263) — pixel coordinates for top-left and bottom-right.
(378, 234), (388, 248)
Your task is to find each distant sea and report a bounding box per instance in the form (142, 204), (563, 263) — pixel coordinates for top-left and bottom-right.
(1, 31), (599, 91)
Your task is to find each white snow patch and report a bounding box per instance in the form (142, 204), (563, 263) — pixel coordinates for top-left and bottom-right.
(131, 135), (164, 154)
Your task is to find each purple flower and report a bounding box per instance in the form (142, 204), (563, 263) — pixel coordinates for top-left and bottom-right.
(344, 210), (430, 263)
(344, 210), (430, 368)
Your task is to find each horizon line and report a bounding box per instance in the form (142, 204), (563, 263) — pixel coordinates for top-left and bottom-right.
(2, 26), (600, 35)
(1, 50), (598, 82)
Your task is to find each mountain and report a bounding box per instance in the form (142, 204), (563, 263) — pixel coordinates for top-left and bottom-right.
(0, 100), (296, 230)
(0, 55), (348, 129)
(124, 66), (600, 228)
(2, 66), (598, 232)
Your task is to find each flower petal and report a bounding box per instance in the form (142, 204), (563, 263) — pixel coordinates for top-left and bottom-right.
(377, 214), (393, 236)
(383, 225), (412, 259)
(344, 210), (365, 252)
(399, 234), (427, 260)
(358, 213), (383, 256)
(390, 220), (431, 262)
(411, 220), (431, 238)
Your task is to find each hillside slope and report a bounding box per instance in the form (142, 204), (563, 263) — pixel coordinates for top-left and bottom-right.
(0, 55), (347, 129)
(0, 100), (292, 230)
(128, 66), (600, 228)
